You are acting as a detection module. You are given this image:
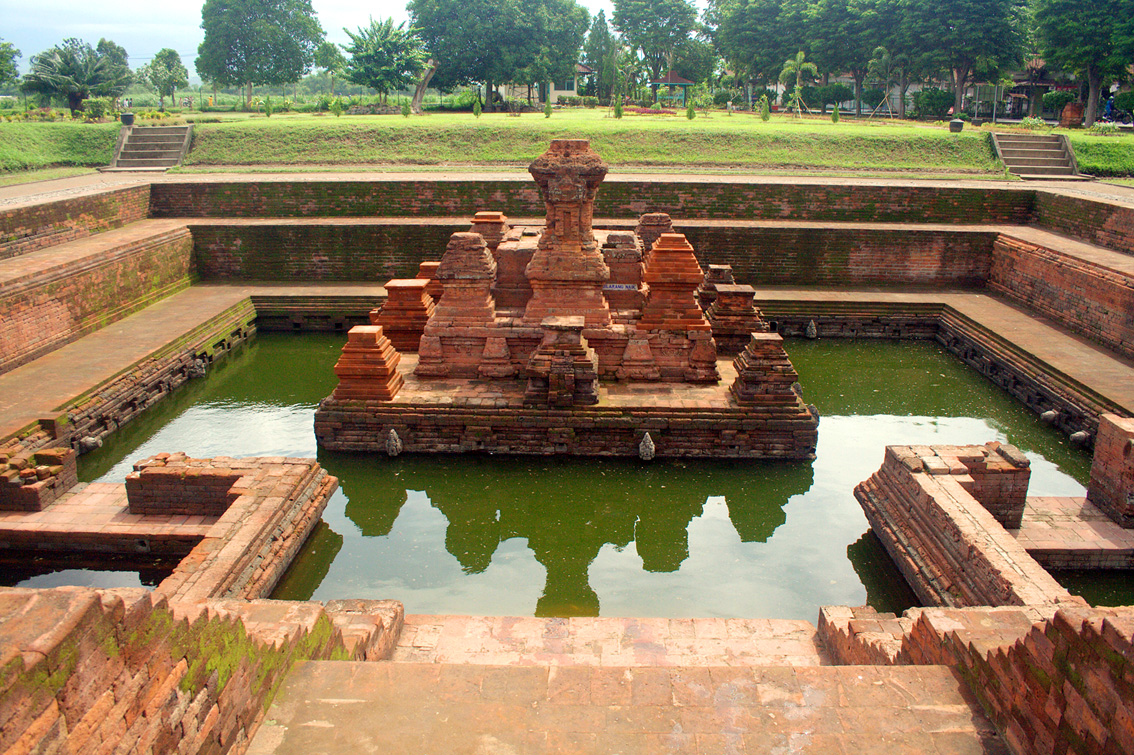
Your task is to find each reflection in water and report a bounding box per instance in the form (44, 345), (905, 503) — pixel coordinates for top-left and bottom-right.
(74, 334), (1093, 618)
(845, 531), (920, 614)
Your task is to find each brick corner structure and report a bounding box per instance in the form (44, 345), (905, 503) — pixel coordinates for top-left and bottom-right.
(0, 446), (77, 512)
(331, 325), (404, 401)
(853, 442), (1079, 609)
(1087, 413), (1134, 527)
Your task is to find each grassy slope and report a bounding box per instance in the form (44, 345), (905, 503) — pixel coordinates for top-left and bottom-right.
(0, 122), (121, 172)
(1066, 133), (1134, 177)
(184, 110), (1002, 173)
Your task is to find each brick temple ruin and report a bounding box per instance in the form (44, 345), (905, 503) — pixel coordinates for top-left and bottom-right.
(315, 140), (817, 458)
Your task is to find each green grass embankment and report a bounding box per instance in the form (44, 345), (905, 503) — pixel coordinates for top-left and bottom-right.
(184, 111), (1003, 174)
(1066, 133), (1134, 177)
(0, 122), (121, 172)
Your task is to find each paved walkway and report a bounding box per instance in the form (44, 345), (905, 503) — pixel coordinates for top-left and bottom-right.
(394, 615), (828, 667)
(1013, 496), (1134, 568)
(248, 660), (1007, 754)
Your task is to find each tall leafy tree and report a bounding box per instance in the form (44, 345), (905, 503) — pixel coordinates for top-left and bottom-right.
(314, 41), (346, 94)
(779, 49), (817, 116)
(1033, 0), (1131, 126)
(671, 35), (720, 85)
(905, 0), (1026, 115)
(22, 38), (131, 114)
(196, 0), (324, 105)
(342, 18), (428, 102)
(0, 39), (20, 88)
(715, 0), (807, 90)
(409, 0), (588, 110)
(612, 0), (698, 83)
(806, 0), (880, 115)
(139, 49), (189, 108)
(583, 11), (616, 100)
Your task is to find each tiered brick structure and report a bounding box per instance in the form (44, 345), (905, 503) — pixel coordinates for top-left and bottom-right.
(332, 325), (404, 400)
(638, 233), (719, 382)
(415, 232), (498, 377)
(416, 261), (443, 302)
(470, 211), (509, 253)
(0, 447), (77, 512)
(599, 231), (645, 310)
(522, 140), (611, 327)
(524, 316), (599, 407)
(635, 212), (674, 259)
(707, 283), (771, 355)
(697, 264), (736, 307)
(372, 278), (435, 352)
(729, 333), (800, 405)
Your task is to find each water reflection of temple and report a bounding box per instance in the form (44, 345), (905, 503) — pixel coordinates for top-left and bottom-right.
(320, 455), (814, 615)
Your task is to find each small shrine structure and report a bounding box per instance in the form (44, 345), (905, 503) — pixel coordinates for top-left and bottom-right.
(314, 139), (818, 459)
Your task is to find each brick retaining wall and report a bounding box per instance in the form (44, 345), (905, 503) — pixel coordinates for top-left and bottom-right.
(990, 234), (1134, 359)
(0, 185), (151, 260)
(1033, 191), (1134, 257)
(0, 227), (195, 374)
(150, 180), (1036, 224)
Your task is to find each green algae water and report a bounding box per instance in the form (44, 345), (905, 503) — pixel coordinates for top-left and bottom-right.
(70, 333), (1094, 618)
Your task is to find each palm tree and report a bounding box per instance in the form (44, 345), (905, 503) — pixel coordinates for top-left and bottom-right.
(22, 39), (130, 115)
(779, 50), (817, 118)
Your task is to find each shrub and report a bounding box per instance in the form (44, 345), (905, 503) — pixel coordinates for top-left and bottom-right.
(913, 88), (953, 119)
(473, 98), (481, 118)
(613, 97), (623, 119)
(1087, 122), (1121, 136)
(686, 102), (695, 119)
(1019, 116), (1048, 130)
(831, 106), (839, 123)
(1042, 90), (1077, 113)
(264, 96), (273, 118)
(329, 98), (344, 117)
(402, 100), (411, 117)
(582, 96), (598, 108)
(650, 102), (662, 111)
(1113, 92), (1134, 113)
(544, 99), (552, 118)
(759, 94), (770, 121)
(84, 98), (110, 121)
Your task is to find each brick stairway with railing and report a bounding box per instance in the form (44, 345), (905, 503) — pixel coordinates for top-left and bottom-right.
(992, 132), (1088, 180)
(106, 124), (193, 171)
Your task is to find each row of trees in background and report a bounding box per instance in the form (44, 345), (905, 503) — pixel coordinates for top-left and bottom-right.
(3, 0), (1133, 124)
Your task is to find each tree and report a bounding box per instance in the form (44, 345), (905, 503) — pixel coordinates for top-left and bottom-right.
(139, 49), (189, 108)
(196, 0), (324, 106)
(715, 0), (807, 94)
(905, 0), (1026, 115)
(807, 0), (881, 115)
(612, 0), (697, 84)
(409, 0), (588, 110)
(671, 35), (720, 85)
(22, 38), (131, 114)
(342, 18), (428, 102)
(779, 49), (817, 117)
(0, 39), (20, 88)
(1033, 0), (1131, 126)
(314, 41), (346, 95)
(583, 11), (616, 100)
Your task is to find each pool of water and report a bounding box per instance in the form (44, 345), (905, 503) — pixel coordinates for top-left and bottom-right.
(73, 333), (1093, 618)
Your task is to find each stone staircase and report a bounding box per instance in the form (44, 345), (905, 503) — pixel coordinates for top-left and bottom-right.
(107, 124), (193, 171)
(246, 615), (1010, 754)
(992, 132), (1088, 180)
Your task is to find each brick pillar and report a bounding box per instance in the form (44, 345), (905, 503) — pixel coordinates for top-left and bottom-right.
(470, 211), (509, 253)
(730, 332), (800, 405)
(372, 279), (435, 352)
(332, 325), (404, 401)
(1088, 414), (1134, 527)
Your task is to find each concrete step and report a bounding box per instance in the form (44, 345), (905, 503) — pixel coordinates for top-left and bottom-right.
(1005, 157), (1074, 168)
(124, 136), (185, 147)
(1007, 164), (1076, 176)
(392, 614), (829, 667)
(995, 134), (1062, 144)
(128, 126), (189, 135)
(114, 157), (182, 168)
(247, 660), (1008, 754)
(1016, 173), (1095, 181)
(998, 147), (1066, 158)
(111, 125), (191, 171)
(119, 148), (184, 159)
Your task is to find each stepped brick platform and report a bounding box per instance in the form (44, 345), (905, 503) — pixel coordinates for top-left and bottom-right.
(394, 615), (828, 667)
(315, 354), (819, 458)
(249, 661), (1006, 754)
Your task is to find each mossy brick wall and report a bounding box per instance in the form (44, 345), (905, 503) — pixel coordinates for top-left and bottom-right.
(0, 185), (151, 260)
(1033, 191), (1134, 257)
(989, 235), (1134, 359)
(150, 180), (1036, 224)
(911, 606), (1134, 755)
(679, 224), (994, 287)
(0, 586), (353, 755)
(189, 222), (464, 281)
(190, 221), (994, 287)
(0, 228), (194, 375)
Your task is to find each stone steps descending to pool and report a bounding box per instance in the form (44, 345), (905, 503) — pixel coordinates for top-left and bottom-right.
(391, 614), (829, 667)
(246, 659), (1007, 754)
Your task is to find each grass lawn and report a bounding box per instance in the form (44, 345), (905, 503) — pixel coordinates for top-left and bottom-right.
(0, 122), (121, 172)
(183, 109), (1006, 175)
(1065, 132), (1134, 177)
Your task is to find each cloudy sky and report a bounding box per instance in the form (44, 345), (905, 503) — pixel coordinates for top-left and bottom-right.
(1, 0), (618, 76)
